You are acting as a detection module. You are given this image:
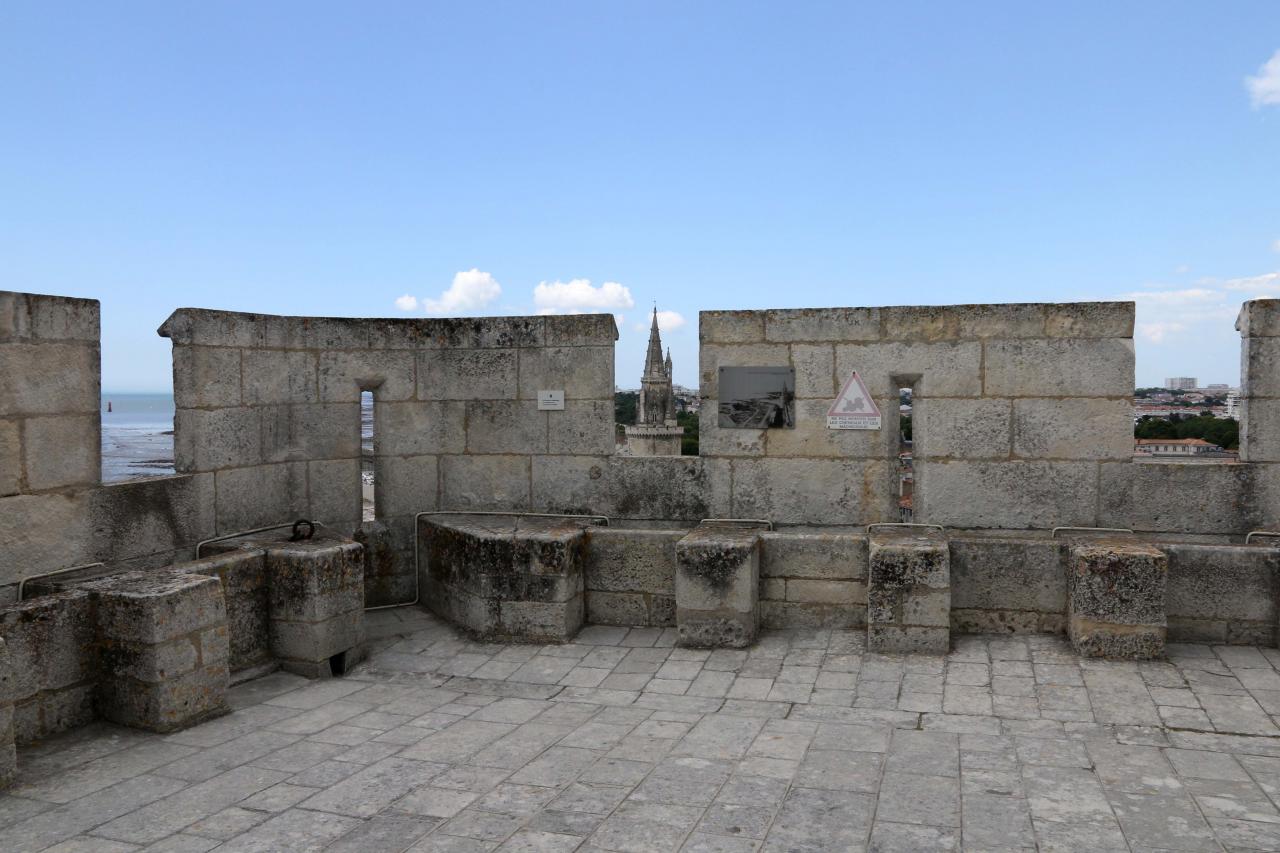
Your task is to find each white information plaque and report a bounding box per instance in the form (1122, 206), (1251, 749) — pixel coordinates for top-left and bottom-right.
(537, 390), (565, 411)
(826, 371), (882, 430)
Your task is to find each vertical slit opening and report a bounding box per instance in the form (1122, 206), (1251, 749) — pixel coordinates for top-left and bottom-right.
(361, 390), (375, 521)
(897, 385), (914, 522)
(329, 651), (348, 676)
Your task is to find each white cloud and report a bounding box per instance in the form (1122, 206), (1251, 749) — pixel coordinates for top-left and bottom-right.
(635, 310), (686, 333)
(1219, 271), (1280, 295)
(1174, 264), (1191, 275)
(1271, 239), (1280, 254)
(1136, 321), (1187, 343)
(423, 269), (502, 314)
(393, 294), (418, 311)
(533, 279), (634, 314)
(1118, 287), (1221, 306)
(1117, 287), (1235, 344)
(1246, 49), (1280, 108)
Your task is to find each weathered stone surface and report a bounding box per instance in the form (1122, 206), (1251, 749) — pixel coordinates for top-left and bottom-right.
(374, 401), (466, 457)
(91, 474), (217, 567)
(700, 310), (766, 344)
(1236, 298), (1280, 338)
(307, 458), (362, 528)
(765, 308), (880, 343)
(213, 462), (308, 533)
(764, 398), (896, 459)
(1067, 540), (1166, 659)
(174, 407), (262, 472)
(918, 460), (1098, 529)
(948, 536), (1065, 616)
(548, 400), (615, 455)
(984, 338), (1134, 397)
(0, 590), (97, 742)
(834, 340), (982, 397)
(1043, 302), (1135, 338)
(543, 313), (618, 346)
(1012, 398), (1133, 461)
(241, 349), (319, 405)
(760, 532), (866, 581)
(585, 528), (682, 594)
(675, 526), (760, 648)
(0, 341), (99, 416)
(1240, 397), (1280, 463)
(697, 406), (765, 457)
(23, 414), (100, 490)
(1099, 460), (1255, 535)
(440, 454), (531, 510)
(0, 491), (94, 588)
(0, 637), (14, 789)
(421, 516), (587, 642)
(318, 349), (415, 402)
(172, 345), (241, 408)
(517, 346), (614, 400)
(259, 403), (360, 463)
(374, 453), (438, 519)
(913, 398), (1012, 460)
(466, 401), (548, 454)
(0, 291), (99, 342)
(868, 528), (950, 654)
(172, 549), (270, 673)
(0, 418), (19, 496)
(1163, 543), (1277, 642)
(417, 349), (517, 400)
(732, 457), (895, 526)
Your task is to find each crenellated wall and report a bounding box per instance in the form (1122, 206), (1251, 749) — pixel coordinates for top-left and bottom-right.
(3, 288), (1279, 606)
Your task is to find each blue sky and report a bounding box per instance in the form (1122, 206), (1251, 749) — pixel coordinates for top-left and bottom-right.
(2, 3), (1278, 392)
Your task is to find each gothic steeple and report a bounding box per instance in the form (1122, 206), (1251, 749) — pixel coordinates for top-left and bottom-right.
(644, 306), (665, 378)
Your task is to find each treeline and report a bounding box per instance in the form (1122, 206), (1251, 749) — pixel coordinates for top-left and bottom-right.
(1135, 414), (1238, 449)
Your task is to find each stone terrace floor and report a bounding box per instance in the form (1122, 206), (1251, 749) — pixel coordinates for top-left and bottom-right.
(7, 610), (1280, 852)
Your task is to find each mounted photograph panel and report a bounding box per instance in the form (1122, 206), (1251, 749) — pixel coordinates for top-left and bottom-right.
(718, 366), (796, 429)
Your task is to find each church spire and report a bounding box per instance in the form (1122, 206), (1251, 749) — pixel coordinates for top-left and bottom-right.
(644, 305), (665, 378)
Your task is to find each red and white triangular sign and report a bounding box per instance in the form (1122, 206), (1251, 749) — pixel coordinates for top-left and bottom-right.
(827, 371), (882, 430)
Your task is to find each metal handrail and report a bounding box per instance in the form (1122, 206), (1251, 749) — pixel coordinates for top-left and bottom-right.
(1246, 531), (1280, 545)
(366, 509), (612, 613)
(17, 562), (105, 602)
(867, 522), (945, 534)
(699, 518), (774, 531)
(1050, 526), (1134, 539)
(194, 521), (328, 559)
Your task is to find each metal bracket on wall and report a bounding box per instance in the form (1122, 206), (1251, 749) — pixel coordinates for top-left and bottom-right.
(866, 522), (945, 535)
(1050, 526), (1134, 539)
(699, 518), (774, 531)
(17, 562), (106, 602)
(1245, 530), (1280, 545)
(195, 521), (329, 559)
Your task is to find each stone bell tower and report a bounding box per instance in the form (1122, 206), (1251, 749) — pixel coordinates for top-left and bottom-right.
(625, 306), (685, 455)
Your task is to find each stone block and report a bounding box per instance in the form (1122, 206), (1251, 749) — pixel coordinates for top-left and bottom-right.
(172, 346), (242, 408)
(530, 455), (728, 523)
(1066, 540), (1166, 659)
(0, 418), (18, 496)
(171, 549), (270, 673)
(881, 305), (966, 341)
(308, 458), (362, 528)
(1098, 461), (1254, 535)
(174, 407), (262, 472)
(1241, 397), (1280, 463)
(1012, 398), (1132, 461)
(0, 591), (96, 721)
(0, 341), (98, 416)
(760, 532), (867, 581)
(731, 457), (894, 526)
(418, 316), (545, 349)
(420, 516), (586, 641)
(762, 578), (786, 600)
(96, 662), (228, 733)
(375, 453), (438, 519)
(548, 400), (615, 455)
(213, 462), (308, 533)
(440, 455), (531, 510)
(911, 398), (1011, 460)
(700, 310), (766, 344)
(263, 539), (364, 623)
(91, 474), (217, 566)
(697, 406), (765, 457)
(1163, 544), (1276, 626)
(318, 350), (415, 402)
(983, 338), (1133, 397)
(1043, 302), (1135, 338)
(1236, 298), (1280, 338)
(867, 528), (950, 654)
(88, 572), (226, 644)
(518, 346), (614, 400)
(260, 403), (361, 463)
(1242, 336), (1280, 398)
(785, 579), (861, 604)
(917, 460), (1097, 529)
(375, 401), (466, 457)
(242, 349), (319, 404)
(0, 491), (94, 588)
(698, 342), (792, 399)
(586, 590), (651, 626)
(948, 537), (1065, 614)
(834, 341), (982, 397)
(764, 308), (880, 343)
(763, 600), (864, 630)
(0, 290), (99, 342)
(584, 528), (682, 594)
(675, 526), (760, 648)
(790, 343), (836, 399)
(953, 303), (1048, 339)
(22, 414), (99, 490)
(417, 349), (517, 400)
(466, 401), (548, 454)
(764, 398), (896, 459)
(543, 314), (617, 346)
(0, 637), (14, 789)
(269, 610), (365, 675)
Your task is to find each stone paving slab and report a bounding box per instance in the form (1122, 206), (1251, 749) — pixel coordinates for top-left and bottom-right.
(5, 604), (1280, 850)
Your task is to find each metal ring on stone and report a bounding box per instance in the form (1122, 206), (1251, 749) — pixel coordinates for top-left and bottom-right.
(290, 519), (315, 541)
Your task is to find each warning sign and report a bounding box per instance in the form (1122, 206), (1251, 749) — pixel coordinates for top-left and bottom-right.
(826, 371), (882, 430)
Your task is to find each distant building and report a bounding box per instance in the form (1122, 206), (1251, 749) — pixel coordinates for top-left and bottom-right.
(1226, 389), (1242, 420)
(624, 307), (685, 456)
(1135, 437), (1222, 456)
(1165, 377), (1198, 391)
